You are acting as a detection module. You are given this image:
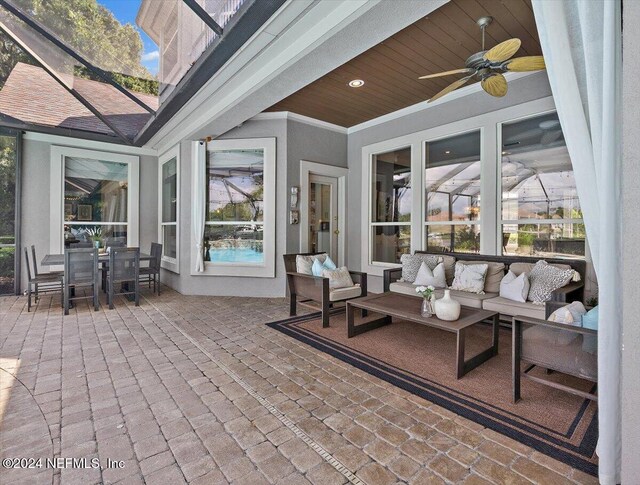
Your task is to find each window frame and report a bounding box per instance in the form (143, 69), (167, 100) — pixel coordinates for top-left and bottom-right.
(497, 110), (585, 258)
(49, 146), (140, 255)
(158, 145), (180, 273)
(194, 137), (276, 278)
(423, 128), (483, 254)
(361, 97), (563, 277)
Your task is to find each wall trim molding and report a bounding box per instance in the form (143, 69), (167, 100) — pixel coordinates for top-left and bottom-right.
(251, 112), (348, 134)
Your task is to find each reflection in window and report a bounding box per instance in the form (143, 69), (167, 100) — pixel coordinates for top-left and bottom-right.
(370, 147), (411, 263)
(64, 157), (128, 243)
(0, 133), (17, 294)
(425, 131), (481, 253)
(206, 149), (264, 264)
(501, 112), (584, 258)
(161, 156), (178, 261)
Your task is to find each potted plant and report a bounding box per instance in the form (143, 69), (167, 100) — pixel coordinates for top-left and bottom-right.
(84, 227), (103, 249)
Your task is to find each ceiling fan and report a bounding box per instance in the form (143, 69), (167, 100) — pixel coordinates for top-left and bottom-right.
(419, 16), (546, 103)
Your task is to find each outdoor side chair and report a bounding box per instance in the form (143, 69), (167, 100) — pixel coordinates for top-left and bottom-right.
(24, 247), (63, 312)
(63, 248), (100, 315)
(139, 242), (162, 295)
(108, 247), (140, 309)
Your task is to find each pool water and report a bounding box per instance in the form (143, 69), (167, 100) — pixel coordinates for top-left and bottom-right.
(208, 248), (264, 263)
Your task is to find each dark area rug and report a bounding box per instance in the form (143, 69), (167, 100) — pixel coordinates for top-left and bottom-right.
(267, 309), (598, 476)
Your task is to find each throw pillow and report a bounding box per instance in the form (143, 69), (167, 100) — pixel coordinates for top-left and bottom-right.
(311, 255), (336, 276)
(528, 260), (575, 304)
(548, 301), (587, 326)
(322, 266), (354, 289)
(581, 306), (598, 354)
(450, 262), (489, 294)
(499, 270), (530, 302)
(400, 253), (441, 283)
(296, 253), (327, 274)
(413, 262), (447, 288)
(456, 261), (505, 293)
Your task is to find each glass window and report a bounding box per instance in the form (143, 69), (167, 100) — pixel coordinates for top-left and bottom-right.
(64, 157), (129, 244)
(501, 112), (584, 258)
(206, 148), (265, 264)
(161, 156), (178, 262)
(370, 147), (411, 264)
(0, 132), (18, 295)
(425, 130), (481, 253)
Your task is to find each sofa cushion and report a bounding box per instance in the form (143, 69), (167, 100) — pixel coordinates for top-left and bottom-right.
(509, 261), (573, 276)
(388, 282), (497, 309)
(455, 261), (505, 293)
(329, 286), (362, 302)
(400, 253), (441, 283)
(482, 296), (546, 319)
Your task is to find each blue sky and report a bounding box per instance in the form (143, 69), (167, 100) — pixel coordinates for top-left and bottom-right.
(98, 0), (159, 75)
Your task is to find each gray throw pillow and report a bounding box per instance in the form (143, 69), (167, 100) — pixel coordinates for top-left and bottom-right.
(400, 254), (441, 283)
(528, 260), (575, 304)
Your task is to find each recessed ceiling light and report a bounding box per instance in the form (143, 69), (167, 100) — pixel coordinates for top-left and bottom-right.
(348, 79), (365, 88)
(444, 150), (451, 154)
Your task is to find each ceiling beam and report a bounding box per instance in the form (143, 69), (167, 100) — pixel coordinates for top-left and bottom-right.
(182, 0), (223, 36)
(0, 0), (156, 114)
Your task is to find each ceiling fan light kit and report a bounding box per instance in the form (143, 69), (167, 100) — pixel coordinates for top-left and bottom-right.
(419, 16), (546, 103)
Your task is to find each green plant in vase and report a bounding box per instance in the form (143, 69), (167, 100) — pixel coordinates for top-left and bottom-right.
(84, 227), (103, 249)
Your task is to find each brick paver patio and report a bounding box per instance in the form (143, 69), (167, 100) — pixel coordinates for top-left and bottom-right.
(0, 289), (598, 484)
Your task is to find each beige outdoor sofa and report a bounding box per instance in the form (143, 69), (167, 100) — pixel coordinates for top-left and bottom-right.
(383, 252), (586, 321)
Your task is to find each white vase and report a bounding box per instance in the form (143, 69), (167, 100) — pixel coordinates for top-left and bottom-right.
(435, 289), (461, 321)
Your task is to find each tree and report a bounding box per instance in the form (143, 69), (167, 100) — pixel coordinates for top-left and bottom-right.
(0, 30), (34, 89)
(1, 0), (157, 94)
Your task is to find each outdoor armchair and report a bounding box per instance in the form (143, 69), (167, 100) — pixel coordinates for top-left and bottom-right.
(512, 301), (597, 403)
(108, 247), (140, 309)
(283, 252), (367, 328)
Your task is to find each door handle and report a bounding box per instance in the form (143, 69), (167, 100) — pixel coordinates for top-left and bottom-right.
(334, 229), (340, 235)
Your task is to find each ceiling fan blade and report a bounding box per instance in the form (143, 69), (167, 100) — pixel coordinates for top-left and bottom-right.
(484, 38), (521, 62)
(481, 73), (508, 97)
(428, 75), (474, 103)
(418, 68), (475, 80)
(506, 56), (546, 72)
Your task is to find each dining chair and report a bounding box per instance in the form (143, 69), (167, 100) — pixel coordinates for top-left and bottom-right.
(105, 237), (126, 248)
(24, 247), (63, 312)
(31, 245), (64, 278)
(108, 247), (140, 309)
(139, 242), (162, 295)
(63, 248), (99, 315)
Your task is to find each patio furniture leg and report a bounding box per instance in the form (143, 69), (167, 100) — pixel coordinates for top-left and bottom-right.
(108, 277), (114, 310)
(289, 294), (297, 316)
(322, 298), (330, 328)
(157, 272), (160, 296)
(27, 283), (32, 312)
(93, 283), (99, 311)
(63, 284), (69, 316)
(513, 319), (522, 403)
(456, 329), (466, 379)
(135, 279), (140, 307)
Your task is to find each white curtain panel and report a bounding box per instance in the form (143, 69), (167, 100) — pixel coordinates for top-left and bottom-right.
(192, 141), (206, 272)
(532, 1), (622, 483)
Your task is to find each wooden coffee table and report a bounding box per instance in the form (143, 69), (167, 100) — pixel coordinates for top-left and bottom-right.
(346, 292), (500, 379)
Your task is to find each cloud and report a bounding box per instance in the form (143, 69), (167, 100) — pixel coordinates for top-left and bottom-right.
(141, 50), (160, 62)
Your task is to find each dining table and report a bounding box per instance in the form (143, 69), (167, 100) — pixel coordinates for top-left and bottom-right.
(41, 251), (153, 303)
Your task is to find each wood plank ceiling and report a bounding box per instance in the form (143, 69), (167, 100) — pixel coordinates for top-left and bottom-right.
(265, 0), (542, 127)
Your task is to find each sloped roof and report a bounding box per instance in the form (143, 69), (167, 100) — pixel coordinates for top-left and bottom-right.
(0, 62), (158, 140)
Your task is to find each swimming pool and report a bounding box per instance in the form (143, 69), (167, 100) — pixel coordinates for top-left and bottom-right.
(208, 248), (263, 263)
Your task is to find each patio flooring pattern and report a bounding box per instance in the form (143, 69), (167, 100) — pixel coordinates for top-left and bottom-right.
(0, 289), (598, 485)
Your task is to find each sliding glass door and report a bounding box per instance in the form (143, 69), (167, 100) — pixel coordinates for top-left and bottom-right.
(0, 129), (20, 295)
